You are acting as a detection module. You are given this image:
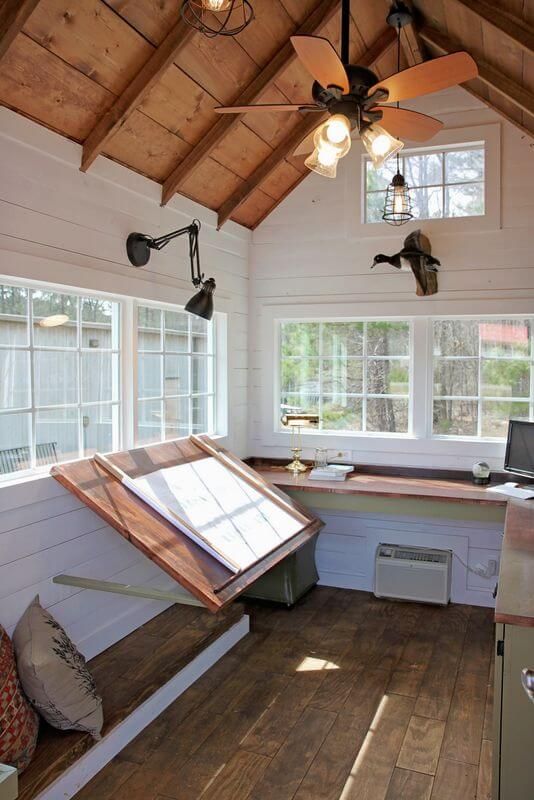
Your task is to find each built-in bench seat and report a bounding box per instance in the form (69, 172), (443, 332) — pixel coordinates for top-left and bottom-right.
(17, 602), (247, 800)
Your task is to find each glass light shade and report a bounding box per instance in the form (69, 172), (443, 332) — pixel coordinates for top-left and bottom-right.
(361, 124), (404, 169)
(304, 145), (339, 178)
(382, 171), (413, 226)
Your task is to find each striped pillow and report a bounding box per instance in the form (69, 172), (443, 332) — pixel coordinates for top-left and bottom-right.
(0, 625), (39, 772)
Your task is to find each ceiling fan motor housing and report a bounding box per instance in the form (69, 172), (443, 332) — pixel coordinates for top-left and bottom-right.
(312, 65), (380, 127)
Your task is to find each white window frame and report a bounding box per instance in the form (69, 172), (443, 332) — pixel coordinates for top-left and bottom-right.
(261, 304), (533, 470)
(0, 277), (227, 484)
(430, 315), (534, 442)
(348, 123), (501, 240)
(134, 299), (217, 445)
(278, 318), (414, 436)
(364, 142), (485, 226)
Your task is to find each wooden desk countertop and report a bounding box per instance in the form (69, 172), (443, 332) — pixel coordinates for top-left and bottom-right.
(257, 467), (508, 507)
(496, 499), (534, 627)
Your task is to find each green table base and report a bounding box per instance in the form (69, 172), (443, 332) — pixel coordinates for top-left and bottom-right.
(244, 534), (319, 606)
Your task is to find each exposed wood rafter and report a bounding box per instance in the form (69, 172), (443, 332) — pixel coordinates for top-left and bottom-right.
(217, 26), (398, 229)
(80, 17), (195, 172)
(0, 0), (41, 64)
(160, 0), (342, 207)
(419, 26), (534, 129)
(449, 0), (534, 56)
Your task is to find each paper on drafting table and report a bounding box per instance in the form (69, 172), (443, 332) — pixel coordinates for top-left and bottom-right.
(123, 456), (304, 573)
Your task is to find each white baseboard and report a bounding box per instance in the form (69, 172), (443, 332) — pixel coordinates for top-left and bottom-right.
(35, 615), (250, 800)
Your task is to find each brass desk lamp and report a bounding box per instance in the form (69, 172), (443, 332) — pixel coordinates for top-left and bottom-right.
(281, 413), (320, 473)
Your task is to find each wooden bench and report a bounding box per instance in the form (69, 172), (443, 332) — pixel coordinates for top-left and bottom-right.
(17, 602), (247, 800)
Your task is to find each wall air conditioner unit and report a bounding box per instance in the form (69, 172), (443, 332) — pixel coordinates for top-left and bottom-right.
(375, 543), (452, 605)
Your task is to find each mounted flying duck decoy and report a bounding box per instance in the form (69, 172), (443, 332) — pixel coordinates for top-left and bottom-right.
(372, 229), (440, 296)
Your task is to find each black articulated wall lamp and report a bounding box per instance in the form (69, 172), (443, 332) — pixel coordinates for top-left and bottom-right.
(126, 220), (216, 321)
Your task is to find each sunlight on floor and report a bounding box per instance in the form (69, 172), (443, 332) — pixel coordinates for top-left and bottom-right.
(339, 694), (390, 799)
(296, 655), (340, 671)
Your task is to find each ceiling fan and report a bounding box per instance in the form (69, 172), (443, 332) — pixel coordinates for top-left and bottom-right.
(214, 0), (478, 177)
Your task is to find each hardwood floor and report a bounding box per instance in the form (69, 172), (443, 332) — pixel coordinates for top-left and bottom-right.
(75, 588), (494, 800)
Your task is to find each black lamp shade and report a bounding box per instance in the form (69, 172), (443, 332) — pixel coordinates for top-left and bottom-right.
(185, 278), (216, 320)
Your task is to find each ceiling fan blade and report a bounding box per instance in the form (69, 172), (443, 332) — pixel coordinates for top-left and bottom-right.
(375, 106), (444, 142)
(291, 35), (350, 94)
(293, 129), (319, 157)
(214, 103), (322, 114)
(368, 52), (478, 104)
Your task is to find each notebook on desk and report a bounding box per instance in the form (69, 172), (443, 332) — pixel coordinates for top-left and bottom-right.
(487, 482), (534, 500)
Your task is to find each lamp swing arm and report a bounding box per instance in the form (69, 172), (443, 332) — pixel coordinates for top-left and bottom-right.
(125, 218), (216, 320)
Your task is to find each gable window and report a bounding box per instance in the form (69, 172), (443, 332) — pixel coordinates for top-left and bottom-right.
(365, 144), (485, 224)
(136, 304), (215, 445)
(433, 318), (533, 439)
(0, 283), (121, 476)
(279, 320), (411, 434)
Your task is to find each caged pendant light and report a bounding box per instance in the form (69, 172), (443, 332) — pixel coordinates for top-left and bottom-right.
(181, 0), (254, 37)
(382, 5), (413, 226)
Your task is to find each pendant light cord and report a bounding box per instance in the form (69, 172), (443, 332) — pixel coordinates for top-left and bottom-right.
(396, 22), (401, 175)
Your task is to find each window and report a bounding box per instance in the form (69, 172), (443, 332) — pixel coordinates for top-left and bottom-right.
(0, 283), (121, 476)
(136, 304), (215, 445)
(433, 318), (534, 439)
(365, 144), (485, 224)
(279, 320), (411, 434)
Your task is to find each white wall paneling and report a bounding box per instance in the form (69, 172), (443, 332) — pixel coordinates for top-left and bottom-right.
(0, 108), (250, 647)
(314, 507), (504, 607)
(249, 88), (534, 470)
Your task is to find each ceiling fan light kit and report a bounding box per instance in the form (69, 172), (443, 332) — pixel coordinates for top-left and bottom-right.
(181, 0), (253, 37)
(361, 123), (404, 169)
(305, 115), (352, 178)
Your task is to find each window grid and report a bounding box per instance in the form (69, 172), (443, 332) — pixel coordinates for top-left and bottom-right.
(0, 288), (121, 471)
(279, 321), (411, 435)
(364, 144), (485, 225)
(432, 317), (534, 439)
(136, 304), (216, 445)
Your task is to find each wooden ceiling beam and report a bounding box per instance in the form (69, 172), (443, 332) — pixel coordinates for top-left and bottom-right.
(80, 17), (195, 173)
(216, 26), (397, 229)
(160, 0), (341, 207)
(419, 25), (534, 121)
(449, 0), (534, 56)
(0, 0), (41, 64)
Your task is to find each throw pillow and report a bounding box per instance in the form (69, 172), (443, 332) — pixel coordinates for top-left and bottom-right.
(13, 597), (103, 739)
(0, 624), (39, 771)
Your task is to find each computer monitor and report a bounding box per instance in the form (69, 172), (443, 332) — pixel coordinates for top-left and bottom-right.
(504, 419), (534, 479)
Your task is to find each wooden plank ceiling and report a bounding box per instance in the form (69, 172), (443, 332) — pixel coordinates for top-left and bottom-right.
(0, 0), (532, 229)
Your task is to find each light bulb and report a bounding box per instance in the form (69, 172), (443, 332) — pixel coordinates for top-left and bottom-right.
(361, 124), (404, 169)
(393, 188), (407, 214)
(324, 114), (351, 146)
(305, 147), (338, 178)
(202, 0), (231, 9)
(372, 134), (393, 156)
(316, 142), (338, 167)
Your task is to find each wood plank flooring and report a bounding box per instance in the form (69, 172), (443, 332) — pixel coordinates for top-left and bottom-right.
(75, 588), (494, 800)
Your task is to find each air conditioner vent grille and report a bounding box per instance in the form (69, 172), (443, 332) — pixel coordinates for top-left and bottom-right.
(395, 549), (448, 564)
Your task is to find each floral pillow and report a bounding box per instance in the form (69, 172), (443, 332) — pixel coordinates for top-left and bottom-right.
(0, 624), (39, 771)
(13, 597), (103, 740)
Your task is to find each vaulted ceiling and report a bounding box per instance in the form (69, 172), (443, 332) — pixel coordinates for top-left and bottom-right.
(0, 0), (533, 229)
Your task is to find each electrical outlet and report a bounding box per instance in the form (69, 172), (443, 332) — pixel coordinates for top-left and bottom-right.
(329, 449), (351, 462)
(487, 558), (498, 577)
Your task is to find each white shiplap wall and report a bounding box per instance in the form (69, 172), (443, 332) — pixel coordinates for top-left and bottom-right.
(314, 507), (503, 608)
(248, 87), (534, 471)
(0, 108), (250, 652)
